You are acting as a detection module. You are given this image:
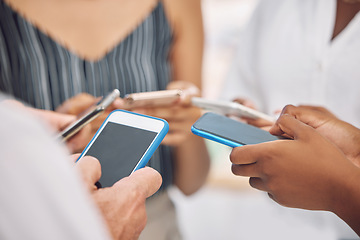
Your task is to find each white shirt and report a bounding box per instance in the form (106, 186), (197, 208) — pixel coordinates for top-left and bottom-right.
(222, 0), (360, 127)
(0, 96), (111, 240)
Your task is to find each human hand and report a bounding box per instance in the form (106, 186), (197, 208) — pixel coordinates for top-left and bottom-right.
(56, 93), (124, 146)
(34, 109), (92, 153)
(75, 156), (162, 240)
(230, 114), (357, 211)
(2, 99), (92, 153)
(273, 105), (360, 167)
(134, 81), (202, 146)
(232, 98), (273, 130)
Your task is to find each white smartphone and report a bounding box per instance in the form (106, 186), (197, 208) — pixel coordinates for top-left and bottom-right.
(58, 89), (120, 142)
(123, 89), (182, 109)
(191, 97), (275, 123)
(77, 110), (169, 188)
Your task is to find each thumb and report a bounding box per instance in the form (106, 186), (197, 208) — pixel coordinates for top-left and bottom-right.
(75, 156), (102, 191)
(117, 167), (162, 198)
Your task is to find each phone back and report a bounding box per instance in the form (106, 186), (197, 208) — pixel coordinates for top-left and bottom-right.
(192, 112), (279, 147)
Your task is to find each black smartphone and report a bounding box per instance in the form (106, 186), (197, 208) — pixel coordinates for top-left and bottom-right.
(191, 112), (280, 148)
(57, 89), (120, 142)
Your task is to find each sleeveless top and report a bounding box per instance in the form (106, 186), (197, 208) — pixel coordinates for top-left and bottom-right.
(0, 0), (174, 191)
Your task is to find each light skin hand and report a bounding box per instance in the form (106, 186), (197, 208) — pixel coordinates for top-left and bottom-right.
(56, 93), (124, 151)
(133, 81), (202, 147)
(75, 156), (162, 240)
(2, 100), (91, 153)
(271, 105), (360, 167)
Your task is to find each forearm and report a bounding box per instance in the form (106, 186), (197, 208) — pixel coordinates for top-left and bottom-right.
(330, 166), (360, 236)
(173, 135), (210, 195)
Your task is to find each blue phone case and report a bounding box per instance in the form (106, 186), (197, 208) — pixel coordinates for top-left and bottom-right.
(191, 125), (242, 148)
(191, 112), (279, 148)
(77, 110), (169, 174)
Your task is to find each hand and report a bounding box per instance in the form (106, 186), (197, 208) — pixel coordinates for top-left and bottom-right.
(75, 156), (162, 240)
(134, 81), (202, 146)
(230, 114), (357, 211)
(36, 110), (92, 153)
(2, 100), (92, 153)
(56, 93), (124, 148)
(273, 105), (360, 167)
(232, 98), (273, 130)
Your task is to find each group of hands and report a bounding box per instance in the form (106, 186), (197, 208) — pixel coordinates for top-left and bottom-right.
(10, 79), (360, 238)
(230, 100), (360, 231)
(9, 80), (201, 240)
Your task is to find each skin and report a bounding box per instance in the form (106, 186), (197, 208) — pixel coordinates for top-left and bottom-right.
(75, 156), (162, 240)
(49, 0), (210, 195)
(3, 99), (91, 153)
(278, 105), (360, 166)
(230, 107), (360, 236)
(231, 2), (360, 129)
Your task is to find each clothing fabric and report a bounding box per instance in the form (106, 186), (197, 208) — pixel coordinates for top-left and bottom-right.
(222, 0), (360, 128)
(222, 1), (360, 239)
(0, 0), (174, 191)
(0, 95), (111, 240)
(139, 191), (182, 240)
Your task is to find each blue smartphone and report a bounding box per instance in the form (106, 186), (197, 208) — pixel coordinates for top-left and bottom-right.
(77, 110), (168, 188)
(191, 112), (279, 148)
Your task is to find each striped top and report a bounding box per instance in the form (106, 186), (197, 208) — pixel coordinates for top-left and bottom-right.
(0, 0), (174, 191)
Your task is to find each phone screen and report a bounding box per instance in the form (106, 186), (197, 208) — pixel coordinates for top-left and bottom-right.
(85, 122), (158, 187)
(192, 113), (279, 147)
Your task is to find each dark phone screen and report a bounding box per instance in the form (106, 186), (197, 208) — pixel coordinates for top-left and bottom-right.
(193, 113), (279, 145)
(85, 122), (157, 187)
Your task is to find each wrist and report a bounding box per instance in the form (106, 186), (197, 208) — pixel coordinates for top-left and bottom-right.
(329, 163), (360, 217)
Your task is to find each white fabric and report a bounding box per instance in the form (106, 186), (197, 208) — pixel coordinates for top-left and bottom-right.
(221, 1), (360, 239)
(0, 97), (111, 240)
(222, 0), (360, 127)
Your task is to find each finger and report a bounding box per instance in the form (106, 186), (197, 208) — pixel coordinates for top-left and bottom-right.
(56, 93), (97, 115)
(75, 156), (102, 191)
(116, 167), (162, 198)
(249, 177), (267, 192)
(233, 98), (256, 109)
(111, 97), (125, 109)
(230, 145), (268, 165)
(280, 105), (334, 129)
(231, 163), (260, 177)
(269, 114), (313, 140)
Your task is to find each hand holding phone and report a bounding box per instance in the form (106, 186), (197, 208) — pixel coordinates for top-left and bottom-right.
(57, 89), (120, 142)
(192, 112), (280, 148)
(77, 110), (168, 188)
(191, 97), (275, 123)
(123, 89), (182, 109)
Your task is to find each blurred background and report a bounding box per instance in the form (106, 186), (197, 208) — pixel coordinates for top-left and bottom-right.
(169, 0), (357, 239)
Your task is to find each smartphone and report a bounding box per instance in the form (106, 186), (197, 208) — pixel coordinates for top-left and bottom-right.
(123, 89), (182, 109)
(77, 110), (168, 188)
(58, 89), (121, 142)
(191, 97), (275, 123)
(191, 112), (279, 148)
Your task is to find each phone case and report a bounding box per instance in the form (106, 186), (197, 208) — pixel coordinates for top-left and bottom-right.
(191, 125), (242, 148)
(191, 112), (279, 148)
(77, 109), (169, 173)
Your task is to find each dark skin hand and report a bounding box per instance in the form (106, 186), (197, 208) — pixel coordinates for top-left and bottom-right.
(278, 105), (360, 167)
(230, 113), (360, 236)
